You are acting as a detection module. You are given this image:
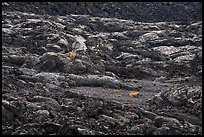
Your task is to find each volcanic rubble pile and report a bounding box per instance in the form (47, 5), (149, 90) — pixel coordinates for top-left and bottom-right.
(2, 7), (202, 135)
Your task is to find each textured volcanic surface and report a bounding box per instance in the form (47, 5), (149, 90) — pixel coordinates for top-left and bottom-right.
(2, 2), (202, 135)
(2, 2), (202, 22)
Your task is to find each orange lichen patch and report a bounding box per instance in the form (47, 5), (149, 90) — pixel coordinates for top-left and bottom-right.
(112, 89), (122, 92)
(128, 91), (139, 97)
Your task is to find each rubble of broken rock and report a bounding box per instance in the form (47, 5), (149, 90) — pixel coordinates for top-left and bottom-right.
(2, 10), (202, 135)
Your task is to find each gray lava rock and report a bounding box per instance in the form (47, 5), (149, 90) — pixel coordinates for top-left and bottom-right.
(19, 67), (37, 76)
(7, 55), (26, 66)
(59, 124), (96, 135)
(99, 114), (118, 126)
(2, 100), (23, 120)
(68, 74), (136, 90)
(33, 109), (50, 121)
(71, 59), (87, 73)
(46, 44), (63, 52)
(34, 52), (68, 72)
(147, 92), (164, 105)
(32, 96), (62, 111)
(139, 32), (160, 43)
(164, 88), (188, 106)
(154, 115), (182, 128)
(34, 72), (64, 86)
(2, 105), (15, 121)
(142, 123), (158, 135)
